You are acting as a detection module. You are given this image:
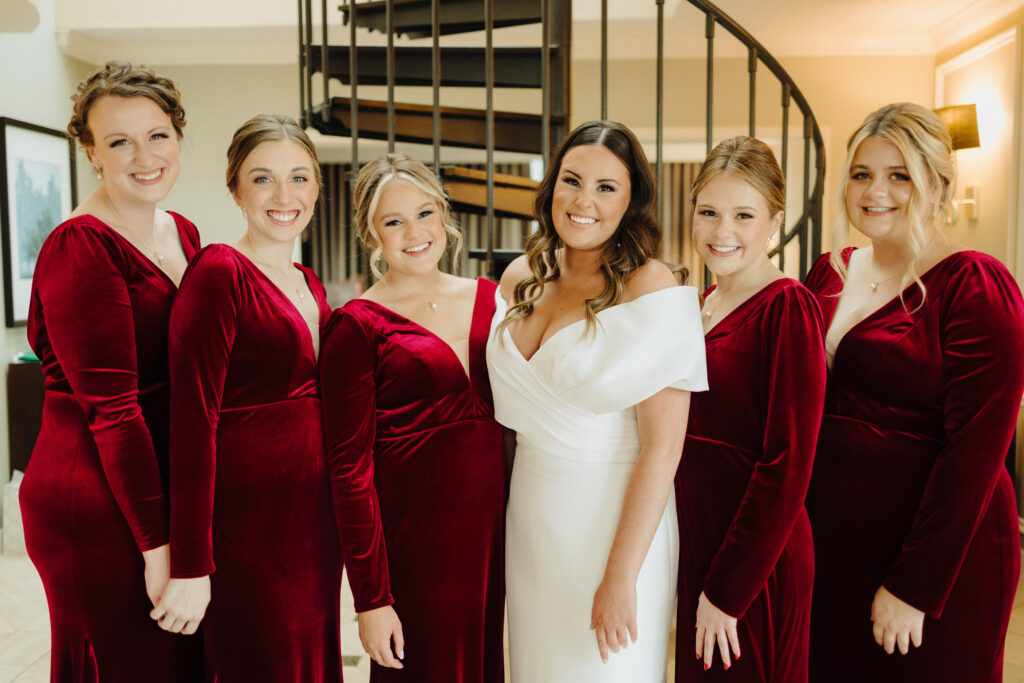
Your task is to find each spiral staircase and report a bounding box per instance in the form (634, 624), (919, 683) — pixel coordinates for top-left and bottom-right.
(297, 0), (825, 286)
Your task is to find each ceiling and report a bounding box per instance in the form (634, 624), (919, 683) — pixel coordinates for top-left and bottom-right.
(49, 0), (1024, 66)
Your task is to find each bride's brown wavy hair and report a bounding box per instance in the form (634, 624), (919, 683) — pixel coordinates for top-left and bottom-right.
(497, 120), (669, 336)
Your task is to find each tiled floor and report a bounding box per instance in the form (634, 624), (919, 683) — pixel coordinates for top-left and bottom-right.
(1, 550), (1023, 682)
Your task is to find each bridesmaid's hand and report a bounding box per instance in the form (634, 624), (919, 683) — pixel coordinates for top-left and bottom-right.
(695, 591), (740, 671)
(141, 544), (170, 608)
(590, 574), (638, 663)
(871, 585), (924, 654)
(358, 605), (405, 669)
(150, 576), (210, 635)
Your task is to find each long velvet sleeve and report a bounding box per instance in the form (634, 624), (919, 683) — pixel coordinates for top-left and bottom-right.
(34, 224), (167, 551)
(701, 285), (826, 618)
(882, 256), (1024, 617)
(320, 309), (394, 613)
(168, 249), (240, 578)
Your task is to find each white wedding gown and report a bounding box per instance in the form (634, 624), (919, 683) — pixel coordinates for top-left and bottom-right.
(486, 285), (707, 682)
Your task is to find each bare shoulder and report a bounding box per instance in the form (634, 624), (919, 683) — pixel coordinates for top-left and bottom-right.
(499, 254), (532, 302)
(622, 259), (677, 302)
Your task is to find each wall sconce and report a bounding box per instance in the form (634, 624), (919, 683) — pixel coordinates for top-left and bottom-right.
(935, 104), (981, 150)
(935, 104), (981, 226)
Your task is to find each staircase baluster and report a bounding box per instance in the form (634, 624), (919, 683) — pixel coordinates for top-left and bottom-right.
(321, 0), (329, 123)
(600, 0), (608, 120)
(485, 0), (495, 278)
(432, 0), (441, 176)
(747, 46), (756, 137)
(297, 0), (306, 128)
(541, 0), (550, 167)
(304, 0), (314, 128)
(703, 12), (714, 289)
(656, 0), (665, 225)
(779, 81), (791, 271)
(386, 0), (395, 152)
(801, 115), (811, 275)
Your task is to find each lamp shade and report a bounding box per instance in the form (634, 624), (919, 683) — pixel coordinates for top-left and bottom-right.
(935, 104), (980, 150)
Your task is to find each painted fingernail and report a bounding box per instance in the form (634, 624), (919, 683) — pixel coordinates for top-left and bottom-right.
(704, 663), (710, 671)
(725, 662), (730, 671)
(696, 653), (702, 659)
(398, 650), (404, 660)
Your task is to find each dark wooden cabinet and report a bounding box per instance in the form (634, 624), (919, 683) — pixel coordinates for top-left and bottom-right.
(8, 362), (43, 478)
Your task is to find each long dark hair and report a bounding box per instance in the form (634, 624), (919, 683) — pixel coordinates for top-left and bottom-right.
(497, 120), (666, 335)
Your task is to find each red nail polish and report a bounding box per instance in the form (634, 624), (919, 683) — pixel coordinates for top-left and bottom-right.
(725, 663), (730, 671)
(696, 653), (702, 660)
(704, 663), (710, 671)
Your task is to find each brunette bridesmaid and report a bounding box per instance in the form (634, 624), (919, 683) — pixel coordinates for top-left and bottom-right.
(153, 115), (341, 681)
(674, 137), (825, 681)
(320, 153), (505, 682)
(20, 62), (203, 681)
(804, 102), (1024, 682)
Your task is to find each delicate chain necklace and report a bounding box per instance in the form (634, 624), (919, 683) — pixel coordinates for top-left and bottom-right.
(103, 192), (164, 263)
(867, 257), (901, 293)
(253, 260), (307, 301)
(701, 290), (719, 319)
(382, 276), (441, 311)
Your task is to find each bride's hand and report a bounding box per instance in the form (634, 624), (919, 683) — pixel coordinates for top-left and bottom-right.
(590, 574), (638, 663)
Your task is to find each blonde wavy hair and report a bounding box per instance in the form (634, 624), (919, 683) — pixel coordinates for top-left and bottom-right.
(353, 154), (463, 280)
(496, 120), (669, 337)
(829, 102), (955, 308)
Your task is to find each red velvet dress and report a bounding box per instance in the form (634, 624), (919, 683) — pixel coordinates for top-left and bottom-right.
(804, 248), (1024, 683)
(675, 279), (825, 682)
(168, 244), (341, 682)
(21, 213), (204, 682)
(320, 277), (505, 683)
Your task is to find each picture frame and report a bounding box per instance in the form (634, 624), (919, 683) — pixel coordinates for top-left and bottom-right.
(0, 118), (77, 327)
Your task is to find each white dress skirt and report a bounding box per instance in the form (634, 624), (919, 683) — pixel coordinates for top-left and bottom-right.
(486, 285), (708, 682)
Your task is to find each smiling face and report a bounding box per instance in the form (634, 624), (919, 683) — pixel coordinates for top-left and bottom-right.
(845, 135), (928, 245)
(232, 139), (319, 245)
(85, 95), (181, 206)
(550, 143), (631, 253)
(692, 172), (783, 281)
(371, 179), (446, 276)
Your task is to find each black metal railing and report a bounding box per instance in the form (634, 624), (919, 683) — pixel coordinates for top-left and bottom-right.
(298, 0), (825, 285)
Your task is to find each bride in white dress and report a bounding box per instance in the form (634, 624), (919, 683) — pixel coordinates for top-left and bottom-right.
(486, 120), (707, 681)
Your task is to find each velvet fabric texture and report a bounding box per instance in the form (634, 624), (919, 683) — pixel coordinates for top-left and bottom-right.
(675, 279), (825, 682)
(168, 244), (341, 683)
(804, 248), (1024, 683)
(21, 213), (204, 682)
(321, 277), (505, 683)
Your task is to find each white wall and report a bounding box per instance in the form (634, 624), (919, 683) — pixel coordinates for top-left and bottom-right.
(0, 0), (93, 509)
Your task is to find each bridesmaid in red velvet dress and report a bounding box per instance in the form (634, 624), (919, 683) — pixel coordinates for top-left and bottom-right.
(674, 136), (825, 681)
(320, 153), (505, 682)
(152, 115), (341, 681)
(804, 102), (1024, 682)
(21, 62), (203, 681)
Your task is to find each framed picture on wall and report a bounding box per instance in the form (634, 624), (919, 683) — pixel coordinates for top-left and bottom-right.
(0, 118), (77, 327)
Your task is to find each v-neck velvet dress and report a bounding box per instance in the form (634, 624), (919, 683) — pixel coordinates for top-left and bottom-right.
(804, 248), (1024, 683)
(675, 279), (825, 683)
(21, 212), (204, 682)
(320, 277), (505, 683)
(168, 243), (341, 683)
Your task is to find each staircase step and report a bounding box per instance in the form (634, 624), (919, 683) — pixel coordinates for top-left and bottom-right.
(311, 46), (557, 89)
(341, 0), (542, 39)
(442, 166), (538, 220)
(311, 97), (563, 155)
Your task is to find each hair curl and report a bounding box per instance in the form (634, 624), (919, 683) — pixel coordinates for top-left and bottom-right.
(352, 153), (463, 280)
(68, 61), (186, 148)
(497, 120), (669, 337)
(829, 102), (956, 309)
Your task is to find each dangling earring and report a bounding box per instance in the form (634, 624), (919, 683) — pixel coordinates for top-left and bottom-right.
(767, 230), (781, 250)
(240, 207), (248, 226)
(94, 166), (102, 180)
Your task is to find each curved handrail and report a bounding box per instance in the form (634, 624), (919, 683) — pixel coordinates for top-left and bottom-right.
(687, 0), (827, 275)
